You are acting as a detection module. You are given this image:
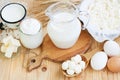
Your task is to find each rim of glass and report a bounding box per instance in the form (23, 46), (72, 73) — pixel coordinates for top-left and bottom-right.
(19, 24), (42, 36)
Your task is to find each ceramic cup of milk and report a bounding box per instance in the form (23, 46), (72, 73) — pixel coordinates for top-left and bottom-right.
(0, 3), (26, 29)
(45, 1), (89, 49)
(19, 18), (43, 49)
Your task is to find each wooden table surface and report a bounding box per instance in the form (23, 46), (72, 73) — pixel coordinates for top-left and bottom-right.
(1, 37), (120, 80)
(0, 0), (120, 80)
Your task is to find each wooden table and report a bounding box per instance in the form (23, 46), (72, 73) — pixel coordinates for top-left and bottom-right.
(0, 0), (120, 80)
(1, 38), (120, 80)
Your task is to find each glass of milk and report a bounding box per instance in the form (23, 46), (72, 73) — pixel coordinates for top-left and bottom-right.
(0, 3), (26, 29)
(45, 1), (89, 49)
(19, 18), (43, 49)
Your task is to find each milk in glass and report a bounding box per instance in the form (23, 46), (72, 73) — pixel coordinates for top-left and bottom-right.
(19, 18), (43, 49)
(0, 3), (26, 29)
(1, 4), (25, 22)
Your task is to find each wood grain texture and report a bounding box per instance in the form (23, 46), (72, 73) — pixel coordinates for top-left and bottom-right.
(0, 0), (120, 80)
(0, 39), (120, 80)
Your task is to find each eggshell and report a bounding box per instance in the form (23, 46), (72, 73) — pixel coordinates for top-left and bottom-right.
(104, 40), (120, 57)
(90, 51), (108, 70)
(107, 57), (120, 72)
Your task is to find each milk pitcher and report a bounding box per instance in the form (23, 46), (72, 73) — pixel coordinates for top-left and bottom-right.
(45, 1), (89, 49)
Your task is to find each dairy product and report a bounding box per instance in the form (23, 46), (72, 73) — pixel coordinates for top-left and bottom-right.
(71, 54), (82, 64)
(81, 0), (120, 31)
(1, 35), (21, 58)
(47, 12), (81, 49)
(20, 18), (40, 35)
(61, 55), (85, 75)
(1, 3), (26, 22)
(20, 18), (43, 49)
(79, 0), (120, 42)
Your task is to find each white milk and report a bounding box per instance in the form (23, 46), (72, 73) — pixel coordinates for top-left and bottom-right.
(20, 18), (43, 49)
(1, 4), (25, 22)
(47, 12), (81, 49)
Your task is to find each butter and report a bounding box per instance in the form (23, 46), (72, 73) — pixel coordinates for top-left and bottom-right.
(1, 35), (21, 58)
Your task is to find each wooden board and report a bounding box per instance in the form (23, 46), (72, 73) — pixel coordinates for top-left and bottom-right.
(27, 31), (92, 71)
(42, 31), (92, 61)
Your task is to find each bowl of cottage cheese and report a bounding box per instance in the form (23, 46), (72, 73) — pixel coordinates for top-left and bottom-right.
(79, 0), (120, 42)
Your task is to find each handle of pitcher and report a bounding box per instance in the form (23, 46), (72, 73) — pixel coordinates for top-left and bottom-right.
(0, 22), (5, 30)
(78, 11), (90, 30)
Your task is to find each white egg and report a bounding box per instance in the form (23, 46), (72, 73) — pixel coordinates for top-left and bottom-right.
(62, 61), (69, 70)
(90, 51), (108, 70)
(104, 40), (120, 57)
(66, 69), (74, 75)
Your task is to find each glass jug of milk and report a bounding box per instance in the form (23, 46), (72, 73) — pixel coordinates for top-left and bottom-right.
(45, 1), (89, 49)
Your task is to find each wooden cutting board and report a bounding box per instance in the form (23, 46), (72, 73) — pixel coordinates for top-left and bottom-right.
(27, 31), (92, 71)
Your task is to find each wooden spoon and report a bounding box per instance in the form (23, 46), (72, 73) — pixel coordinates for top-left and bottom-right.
(62, 44), (103, 77)
(62, 37), (120, 77)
